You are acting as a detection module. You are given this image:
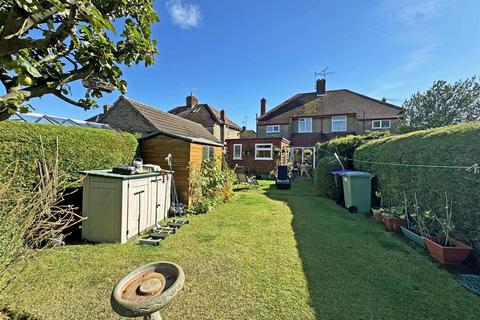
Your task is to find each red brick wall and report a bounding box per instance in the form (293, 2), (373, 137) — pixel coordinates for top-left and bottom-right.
(226, 138), (290, 175)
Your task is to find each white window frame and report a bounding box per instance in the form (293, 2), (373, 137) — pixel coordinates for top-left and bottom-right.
(266, 124), (280, 133)
(298, 118), (312, 133)
(331, 115), (347, 132)
(254, 143), (273, 160)
(233, 144), (242, 160)
(372, 119), (391, 130)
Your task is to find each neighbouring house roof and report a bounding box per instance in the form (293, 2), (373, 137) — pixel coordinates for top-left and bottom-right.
(104, 96), (222, 146)
(240, 129), (256, 138)
(257, 89), (404, 125)
(169, 103), (242, 131)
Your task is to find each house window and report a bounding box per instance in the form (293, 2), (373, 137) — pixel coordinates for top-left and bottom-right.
(332, 115), (347, 132)
(298, 118), (312, 133)
(233, 144), (242, 160)
(255, 144), (273, 160)
(266, 125), (280, 133)
(372, 120), (391, 129)
(202, 146), (214, 161)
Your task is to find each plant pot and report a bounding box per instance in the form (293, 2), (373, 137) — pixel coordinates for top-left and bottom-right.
(424, 237), (472, 265)
(400, 226), (425, 248)
(382, 217), (407, 232)
(372, 214), (383, 221)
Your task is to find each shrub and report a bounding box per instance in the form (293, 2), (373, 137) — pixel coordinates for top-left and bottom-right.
(0, 122), (138, 189)
(188, 157), (236, 214)
(354, 122), (480, 262)
(315, 132), (389, 197)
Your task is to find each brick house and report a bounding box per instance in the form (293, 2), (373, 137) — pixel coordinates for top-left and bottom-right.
(226, 79), (403, 174)
(169, 95), (242, 144)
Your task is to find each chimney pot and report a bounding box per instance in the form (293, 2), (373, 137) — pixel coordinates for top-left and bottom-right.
(316, 79), (326, 95)
(220, 109), (226, 122)
(242, 126), (246, 131)
(186, 95), (198, 108)
(103, 105), (111, 114)
(260, 98), (267, 116)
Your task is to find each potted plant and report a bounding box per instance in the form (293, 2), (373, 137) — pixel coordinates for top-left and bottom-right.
(400, 193), (427, 248)
(372, 207), (386, 221)
(423, 194), (472, 265)
(382, 206), (407, 232)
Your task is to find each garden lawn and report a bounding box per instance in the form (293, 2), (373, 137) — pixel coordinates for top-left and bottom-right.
(3, 181), (480, 320)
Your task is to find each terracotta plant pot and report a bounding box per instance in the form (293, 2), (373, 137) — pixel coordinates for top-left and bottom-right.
(372, 214), (384, 221)
(424, 237), (472, 265)
(382, 217), (407, 232)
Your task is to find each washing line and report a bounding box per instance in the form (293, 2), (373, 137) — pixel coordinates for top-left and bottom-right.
(316, 150), (480, 173)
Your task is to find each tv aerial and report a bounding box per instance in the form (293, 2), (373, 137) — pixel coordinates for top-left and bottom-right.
(315, 67), (334, 81)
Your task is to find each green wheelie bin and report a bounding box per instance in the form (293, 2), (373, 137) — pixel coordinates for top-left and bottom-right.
(340, 171), (375, 213)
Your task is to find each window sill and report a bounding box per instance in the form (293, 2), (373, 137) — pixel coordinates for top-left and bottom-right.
(254, 158), (273, 161)
(233, 157), (243, 160)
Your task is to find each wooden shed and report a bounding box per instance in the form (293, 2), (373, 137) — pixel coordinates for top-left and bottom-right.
(140, 131), (223, 205)
(98, 96), (224, 206)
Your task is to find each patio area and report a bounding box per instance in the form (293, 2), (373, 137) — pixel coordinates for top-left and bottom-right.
(4, 181), (479, 320)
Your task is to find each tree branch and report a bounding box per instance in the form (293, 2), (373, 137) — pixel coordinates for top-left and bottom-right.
(0, 6), (77, 56)
(52, 91), (87, 108)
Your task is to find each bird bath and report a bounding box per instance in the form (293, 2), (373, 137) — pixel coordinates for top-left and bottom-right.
(111, 262), (185, 320)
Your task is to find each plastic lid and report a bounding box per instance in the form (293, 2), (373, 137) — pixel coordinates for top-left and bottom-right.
(330, 169), (354, 175)
(339, 171), (375, 178)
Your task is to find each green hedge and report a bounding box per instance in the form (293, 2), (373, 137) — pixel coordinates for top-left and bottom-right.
(354, 122), (480, 262)
(0, 122), (138, 189)
(315, 132), (388, 197)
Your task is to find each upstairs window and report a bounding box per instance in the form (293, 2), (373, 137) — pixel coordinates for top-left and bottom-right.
(266, 125), (280, 133)
(255, 144), (273, 160)
(233, 144), (242, 160)
(372, 120), (391, 129)
(298, 118), (312, 133)
(332, 115), (347, 132)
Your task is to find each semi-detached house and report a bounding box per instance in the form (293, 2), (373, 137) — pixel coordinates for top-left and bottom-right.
(226, 79), (404, 175)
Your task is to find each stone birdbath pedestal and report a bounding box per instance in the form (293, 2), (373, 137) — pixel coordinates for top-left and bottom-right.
(111, 262), (185, 320)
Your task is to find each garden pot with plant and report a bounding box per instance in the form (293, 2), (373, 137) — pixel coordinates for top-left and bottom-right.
(382, 206), (407, 233)
(400, 193), (426, 248)
(422, 195), (473, 265)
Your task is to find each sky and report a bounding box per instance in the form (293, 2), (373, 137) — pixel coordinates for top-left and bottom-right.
(25, 0), (480, 130)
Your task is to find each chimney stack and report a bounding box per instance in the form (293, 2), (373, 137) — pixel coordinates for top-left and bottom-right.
(186, 94), (198, 108)
(316, 79), (326, 95)
(260, 98), (267, 116)
(220, 109), (226, 122)
(103, 105), (111, 114)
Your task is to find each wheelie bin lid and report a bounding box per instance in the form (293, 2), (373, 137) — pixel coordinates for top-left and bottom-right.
(338, 171), (375, 178)
(330, 169), (353, 175)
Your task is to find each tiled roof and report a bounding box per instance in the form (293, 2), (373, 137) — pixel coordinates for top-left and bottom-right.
(119, 96), (222, 145)
(170, 103), (242, 131)
(240, 129), (256, 138)
(257, 89), (403, 124)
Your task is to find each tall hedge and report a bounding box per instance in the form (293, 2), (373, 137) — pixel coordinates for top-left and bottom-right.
(314, 132), (389, 198)
(0, 122), (138, 189)
(354, 122), (480, 261)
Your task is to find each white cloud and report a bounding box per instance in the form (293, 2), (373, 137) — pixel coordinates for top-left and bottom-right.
(394, 44), (438, 73)
(167, 0), (201, 29)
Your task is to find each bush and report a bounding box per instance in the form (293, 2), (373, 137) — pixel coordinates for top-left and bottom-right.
(188, 157), (236, 214)
(315, 132), (389, 197)
(354, 122), (480, 262)
(0, 122), (138, 189)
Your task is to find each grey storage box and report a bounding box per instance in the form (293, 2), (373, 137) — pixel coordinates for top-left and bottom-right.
(81, 170), (172, 243)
